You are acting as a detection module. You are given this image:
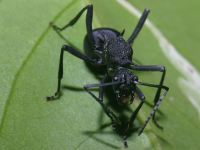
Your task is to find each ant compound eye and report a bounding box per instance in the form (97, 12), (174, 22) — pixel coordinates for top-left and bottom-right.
(114, 76), (118, 81)
(132, 76), (138, 84)
(131, 76), (138, 84)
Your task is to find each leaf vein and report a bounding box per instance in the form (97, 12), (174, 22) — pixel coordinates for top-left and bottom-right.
(0, 0), (79, 133)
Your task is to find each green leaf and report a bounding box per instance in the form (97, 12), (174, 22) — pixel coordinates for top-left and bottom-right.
(0, 0), (200, 149)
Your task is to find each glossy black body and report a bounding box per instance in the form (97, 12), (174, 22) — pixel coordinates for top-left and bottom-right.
(47, 5), (169, 148)
(87, 28), (132, 66)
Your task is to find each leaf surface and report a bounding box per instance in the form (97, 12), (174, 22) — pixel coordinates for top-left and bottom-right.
(0, 0), (200, 150)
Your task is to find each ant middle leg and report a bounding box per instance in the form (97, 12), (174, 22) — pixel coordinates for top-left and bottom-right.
(46, 44), (97, 100)
(83, 80), (122, 127)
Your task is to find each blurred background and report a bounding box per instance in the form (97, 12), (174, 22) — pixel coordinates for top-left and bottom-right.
(0, 0), (199, 149)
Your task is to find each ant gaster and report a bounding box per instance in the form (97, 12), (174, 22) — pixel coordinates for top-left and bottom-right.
(46, 5), (169, 147)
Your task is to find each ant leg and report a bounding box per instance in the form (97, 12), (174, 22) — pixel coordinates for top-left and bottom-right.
(46, 44), (97, 101)
(129, 65), (166, 102)
(50, 5), (95, 46)
(129, 65), (167, 128)
(84, 81), (122, 126)
(137, 82), (169, 135)
(127, 9), (150, 45)
(128, 87), (146, 127)
(136, 86), (146, 100)
(124, 87), (145, 136)
(99, 75), (107, 100)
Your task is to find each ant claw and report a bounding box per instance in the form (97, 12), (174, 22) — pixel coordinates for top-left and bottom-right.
(46, 96), (55, 101)
(124, 140), (128, 148)
(46, 92), (60, 101)
(49, 22), (54, 27)
(49, 22), (61, 31)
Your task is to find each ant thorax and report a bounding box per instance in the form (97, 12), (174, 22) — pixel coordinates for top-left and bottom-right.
(105, 37), (133, 66)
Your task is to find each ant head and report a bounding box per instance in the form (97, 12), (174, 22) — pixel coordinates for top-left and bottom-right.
(112, 68), (138, 105)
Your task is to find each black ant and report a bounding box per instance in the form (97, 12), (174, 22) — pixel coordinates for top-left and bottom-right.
(46, 5), (169, 147)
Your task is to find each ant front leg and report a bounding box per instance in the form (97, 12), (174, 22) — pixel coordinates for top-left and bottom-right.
(129, 64), (168, 128)
(46, 45), (97, 100)
(84, 79), (122, 128)
(128, 87), (146, 128)
(123, 87), (145, 143)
